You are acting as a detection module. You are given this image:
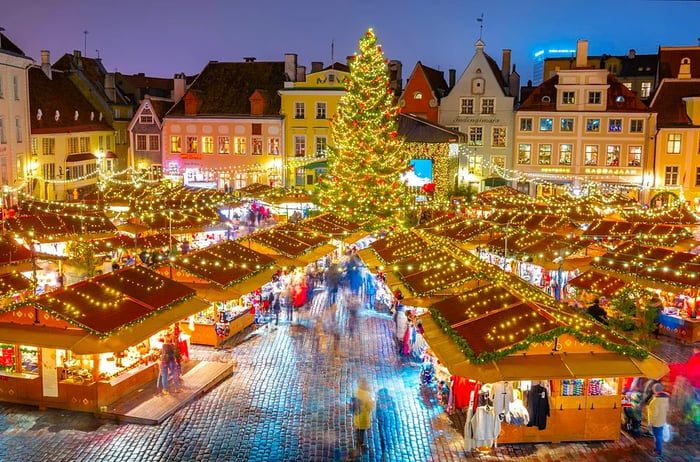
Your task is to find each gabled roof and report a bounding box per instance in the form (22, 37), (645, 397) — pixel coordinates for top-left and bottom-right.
(323, 62), (349, 72)
(28, 67), (113, 133)
(53, 52), (131, 105)
(0, 33), (29, 58)
(398, 113), (467, 143)
(649, 78), (700, 126)
(518, 73), (649, 112)
(617, 53), (658, 78)
(416, 62), (449, 99)
(483, 52), (508, 91)
(658, 46), (700, 81)
(167, 61), (287, 116)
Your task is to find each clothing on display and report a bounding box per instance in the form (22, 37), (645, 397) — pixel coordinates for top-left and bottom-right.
(526, 382), (551, 430)
(490, 381), (515, 422)
(465, 404), (500, 451)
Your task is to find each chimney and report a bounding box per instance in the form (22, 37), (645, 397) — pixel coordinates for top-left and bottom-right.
(575, 39), (588, 68)
(40, 50), (52, 79)
(105, 73), (116, 103)
(173, 73), (186, 101)
(509, 65), (520, 102)
(679, 57), (691, 79)
(449, 69), (456, 89)
(296, 65), (306, 82)
(388, 60), (402, 95)
(501, 49), (511, 82)
(244, 57), (256, 63)
(311, 61), (323, 73)
(628, 49), (636, 59)
(284, 53), (297, 81)
(73, 50), (83, 70)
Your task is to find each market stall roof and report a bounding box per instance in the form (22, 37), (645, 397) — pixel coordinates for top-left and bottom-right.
(390, 248), (477, 297)
(116, 222), (149, 236)
(620, 206), (698, 225)
(89, 233), (176, 254)
(568, 270), (630, 298)
(4, 214), (116, 242)
(300, 213), (367, 244)
(473, 186), (532, 207)
(416, 215), (493, 243)
(366, 230), (430, 265)
(0, 272), (33, 298)
(11, 266), (196, 338)
(592, 242), (700, 289)
(167, 240), (276, 288)
(430, 284), (522, 327)
(0, 236), (32, 266)
(247, 223), (332, 259)
(237, 182), (274, 197)
(581, 219), (690, 246)
(265, 190), (314, 205)
(486, 210), (574, 233)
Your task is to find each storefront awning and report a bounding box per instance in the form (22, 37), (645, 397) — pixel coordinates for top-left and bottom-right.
(0, 324), (90, 350)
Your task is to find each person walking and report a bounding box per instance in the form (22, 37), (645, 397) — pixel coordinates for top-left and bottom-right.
(157, 337), (175, 395)
(365, 271), (377, 310)
(376, 388), (398, 458)
(586, 298), (608, 325)
(647, 382), (670, 459)
(352, 377), (375, 456)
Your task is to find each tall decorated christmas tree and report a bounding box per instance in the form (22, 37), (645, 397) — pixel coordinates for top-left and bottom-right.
(315, 28), (412, 230)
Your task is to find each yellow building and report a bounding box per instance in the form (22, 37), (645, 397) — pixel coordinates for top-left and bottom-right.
(28, 65), (114, 201)
(648, 58), (700, 208)
(278, 62), (350, 188)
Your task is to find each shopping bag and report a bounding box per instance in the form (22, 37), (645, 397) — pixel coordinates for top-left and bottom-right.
(662, 423), (673, 442)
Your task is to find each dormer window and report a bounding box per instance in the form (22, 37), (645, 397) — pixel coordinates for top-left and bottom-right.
(542, 96), (551, 103)
(615, 96), (625, 103)
(413, 91), (423, 100)
(140, 114), (154, 124)
(328, 73), (336, 83)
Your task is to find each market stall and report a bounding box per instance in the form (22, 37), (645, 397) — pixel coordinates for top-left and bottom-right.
(0, 265), (209, 413)
(419, 282), (668, 445)
(154, 240), (278, 347)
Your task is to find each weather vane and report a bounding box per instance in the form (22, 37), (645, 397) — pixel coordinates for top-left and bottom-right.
(477, 14), (484, 40)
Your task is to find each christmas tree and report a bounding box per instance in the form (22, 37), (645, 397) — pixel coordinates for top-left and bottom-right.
(315, 28), (412, 230)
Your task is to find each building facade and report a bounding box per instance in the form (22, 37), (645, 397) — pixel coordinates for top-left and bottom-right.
(0, 33), (33, 202)
(514, 40), (654, 198)
(438, 40), (518, 191)
(398, 62), (451, 124)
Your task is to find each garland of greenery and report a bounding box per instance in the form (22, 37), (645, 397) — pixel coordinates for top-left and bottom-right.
(591, 262), (694, 289)
(429, 306), (649, 364)
(168, 260), (276, 289)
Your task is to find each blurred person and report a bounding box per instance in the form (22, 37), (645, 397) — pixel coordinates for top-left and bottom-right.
(364, 271), (377, 310)
(376, 387), (398, 458)
(648, 382), (670, 459)
(351, 377), (375, 456)
(586, 298), (608, 325)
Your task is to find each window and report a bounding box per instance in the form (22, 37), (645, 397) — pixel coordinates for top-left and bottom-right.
(294, 135), (306, 157)
(186, 136), (198, 153)
(170, 136), (182, 153)
(559, 144), (572, 165)
(695, 167), (700, 187)
(0, 119), (5, 144)
(518, 144), (531, 164)
(460, 98), (474, 115)
(640, 82), (652, 98)
(606, 145), (621, 166)
(252, 123), (262, 135)
(251, 136), (263, 155)
(316, 102), (327, 119)
(295, 167), (305, 186)
(106, 136), (111, 150)
(114, 108), (120, 119)
(560, 118), (574, 132)
(491, 156), (505, 170)
(218, 136), (230, 154)
(608, 119), (622, 132)
(13, 76), (19, 100)
(79, 137), (90, 152)
(584, 145), (599, 165)
(98, 136), (104, 151)
(539, 118), (553, 132)
(520, 118), (532, 132)
(588, 91), (601, 104)
(630, 119), (644, 133)
(623, 82), (633, 90)
(294, 102), (305, 119)
(586, 119), (600, 132)
(481, 98), (495, 114)
(31, 138), (37, 155)
(628, 146), (642, 167)
(315, 136), (328, 156)
(42, 163), (55, 180)
(148, 135), (160, 151)
(665, 166), (679, 186)
(413, 91), (423, 100)
(0, 74), (3, 98)
(42, 138), (55, 155)
(667, 133), (681, 154)
(136, 134), (147, 151)
(140, 114), (153, 124)
(607, 64), (618, 74)
(15, 117), (21, 143)
(202, 136), (214, 154)
(468, 127), (483, 146)
(492, 128), (506, 147)
(268, 137), (280, 155)
(67, 137), (79, 154)
(562, 91), (575, 104)
(538, 144), (552, 165)
(233, 137), (246, 155)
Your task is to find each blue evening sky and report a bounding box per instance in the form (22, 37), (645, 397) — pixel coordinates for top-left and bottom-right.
(4, 0), (699, 84)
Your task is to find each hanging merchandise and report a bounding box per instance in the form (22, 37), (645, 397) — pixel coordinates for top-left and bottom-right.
(526, 381), (551, 430)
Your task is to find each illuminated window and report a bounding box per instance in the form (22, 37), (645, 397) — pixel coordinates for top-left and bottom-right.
(202, 136), (214, 154)
(628, 146), (641, 167)
(218, 136), (230, 154)
(520, 118), (532, 132)
(294, 135), (306, 157)
(315, 136), (327, 156)
(468, 127), (483, 146)
(413, 91), (423, 100)
(667, 133), (681, 154)
(251, 136), (263, 155)
(186, 136), (198, 153)
(492, 127), (506, 147)
(539, 118), (553, 132)
(268, 137), (280, 155)
(42, 138), (55, 155)
(584, 145), (598, 165)
(640, 82), (652, 98)
(233, 137), (246, 155)
(586, 119), (600, 132)
(606, 145), (621, 166)
(665, 166), (679, 186)
(608, 119), (622, 132)
(538, 144), (552, 165)
(560, 118), (574, 132)
(171, 136), (182, 153)
(79, 137), (90, 152)
(518, 144), (531, 164)
(559, 144), (572, 165)
(562, 91), (575, 104)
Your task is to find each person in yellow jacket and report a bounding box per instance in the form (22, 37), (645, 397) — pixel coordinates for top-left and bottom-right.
(647, 382), (670, 459)
(352, 376), (375, 455)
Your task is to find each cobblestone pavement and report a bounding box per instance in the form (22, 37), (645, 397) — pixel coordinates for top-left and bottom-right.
(0, 292), (698, 461)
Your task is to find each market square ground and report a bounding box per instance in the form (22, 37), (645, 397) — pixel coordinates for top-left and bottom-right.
(0, 298), (697, 462)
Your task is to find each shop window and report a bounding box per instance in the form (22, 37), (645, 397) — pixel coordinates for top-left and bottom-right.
(561, 379), (585, 396)
(20, 346), (38, 374)
(0, 344), (15, 372)
(588, 378), (618, 396)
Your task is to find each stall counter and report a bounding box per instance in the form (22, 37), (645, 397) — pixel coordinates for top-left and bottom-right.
(659, 313), (700, 343)
(180, 311), (254, 347)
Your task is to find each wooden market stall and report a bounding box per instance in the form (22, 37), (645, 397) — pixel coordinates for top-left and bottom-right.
(154, 240), (278, 347)
(0, 265), (209, 413)
(245, 222), (337, 269)
(420, 282), (669, 444)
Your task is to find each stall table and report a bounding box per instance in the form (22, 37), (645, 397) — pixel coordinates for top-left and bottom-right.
(659, 313), (700, 343)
